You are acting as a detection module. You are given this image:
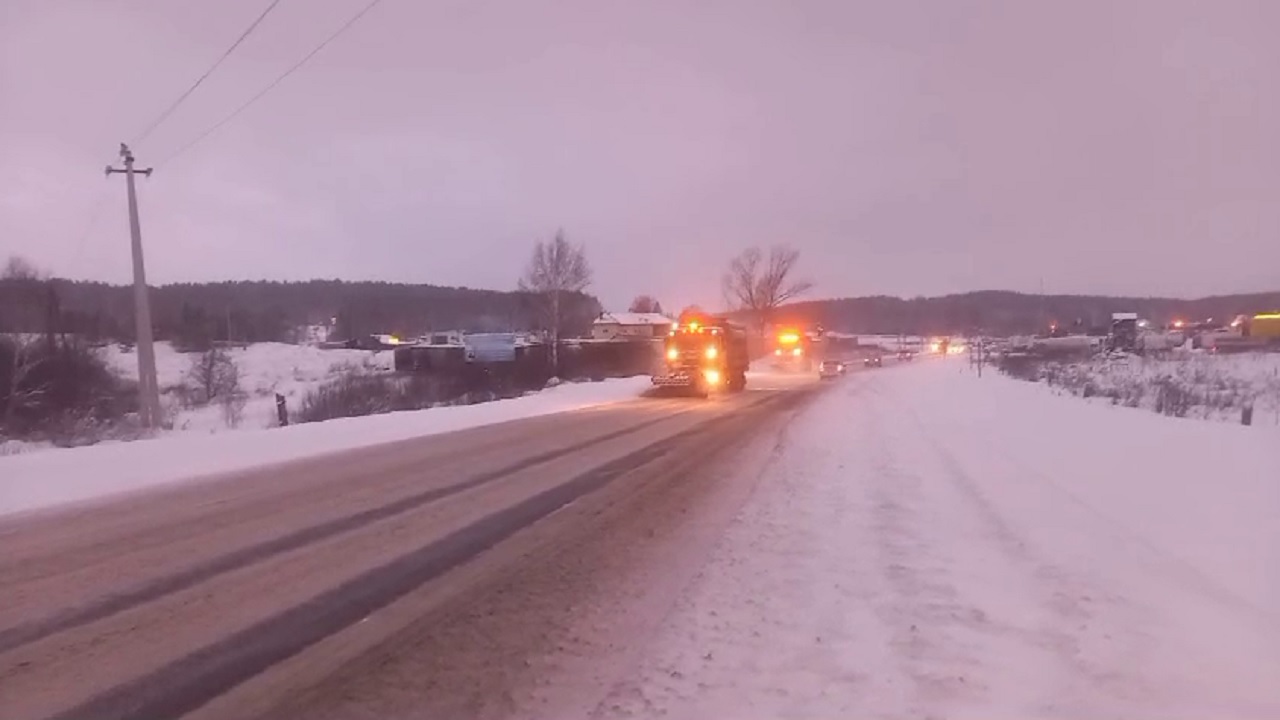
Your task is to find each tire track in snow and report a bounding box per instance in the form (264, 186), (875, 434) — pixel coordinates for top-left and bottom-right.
(0, 410), (693, 656)
(858, 373), (1173, 718)
(857, 378), (1013, 716)
(902, 413), (1149, 717)
(588, 378), (873, 718)
(897, 377), (1280, 719)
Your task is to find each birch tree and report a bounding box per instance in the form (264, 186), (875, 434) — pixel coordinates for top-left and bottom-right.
(519, 230), (591, 368)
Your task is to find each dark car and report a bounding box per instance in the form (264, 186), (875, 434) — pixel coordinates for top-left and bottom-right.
(863, 356), (883, 368)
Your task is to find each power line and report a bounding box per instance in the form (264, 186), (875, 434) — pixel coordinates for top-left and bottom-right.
(66, 188), (112, 275)
(131, 0), (284, 148)
(158, 0), (386, 168)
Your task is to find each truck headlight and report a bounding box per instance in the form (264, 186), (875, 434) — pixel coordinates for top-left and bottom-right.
(705, 346), (718, 359)
(703, 369), (722, 385)
(666, 347), (679, 361)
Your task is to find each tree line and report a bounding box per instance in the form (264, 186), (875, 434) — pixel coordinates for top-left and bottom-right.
(0, 274), (603, 347)
(776, 290), (1280, 337)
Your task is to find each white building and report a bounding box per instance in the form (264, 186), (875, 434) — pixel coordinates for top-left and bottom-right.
(591, 312), (672, 340)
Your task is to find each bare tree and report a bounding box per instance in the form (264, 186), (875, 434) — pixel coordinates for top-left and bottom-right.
(2, 255), (43, 281)
(2, 336), (48, 429)
(519, 230), (591, 368)
(185, 347), (241, 404)
(628, 295), (663, 314)
(722, 245), (813, 332)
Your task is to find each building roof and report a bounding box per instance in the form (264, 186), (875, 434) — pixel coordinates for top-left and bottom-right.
(594, 312), (672, 326)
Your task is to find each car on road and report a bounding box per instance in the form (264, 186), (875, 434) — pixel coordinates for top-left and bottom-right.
(818, 359), (845, 379)
(863, 356), (883, 368)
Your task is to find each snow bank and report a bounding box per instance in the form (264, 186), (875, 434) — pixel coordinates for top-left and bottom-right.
(0, 377), (650, 517)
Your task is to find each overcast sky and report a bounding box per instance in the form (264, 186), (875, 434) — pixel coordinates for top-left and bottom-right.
(2, 0), (1277, 310)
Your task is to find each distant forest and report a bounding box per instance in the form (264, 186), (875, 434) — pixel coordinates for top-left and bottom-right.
(0, 279), (602, 345)
(775, 290), (1280, 336)
(3, 277), (1278, 343)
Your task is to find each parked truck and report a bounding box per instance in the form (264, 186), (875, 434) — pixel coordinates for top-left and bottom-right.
(651, 311), (749, 396)
(1244, 312), (1280, 341)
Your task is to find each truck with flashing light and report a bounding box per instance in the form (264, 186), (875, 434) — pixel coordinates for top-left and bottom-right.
(651, 312), (749, 396)
(771, 327), (816, 372)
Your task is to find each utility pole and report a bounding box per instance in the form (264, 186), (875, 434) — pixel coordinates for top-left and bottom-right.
(106, 143), (162, 428)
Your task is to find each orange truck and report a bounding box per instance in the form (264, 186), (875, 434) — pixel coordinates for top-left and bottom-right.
(771, 327), (816, 372)
(651, 312), (750, 396)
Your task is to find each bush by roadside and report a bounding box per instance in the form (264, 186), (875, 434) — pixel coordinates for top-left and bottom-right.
(997, 352), (1280, 425)
(0, 335), (136, 445)
(297, 371), (466, 424)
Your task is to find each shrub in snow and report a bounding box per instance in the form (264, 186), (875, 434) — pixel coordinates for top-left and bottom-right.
(220, 391), (248, 429)
(998, 351), (1280, 426)
(0, 335), (132, 444)
(184, 347), (241, 405)
(297, 371), (463, 424)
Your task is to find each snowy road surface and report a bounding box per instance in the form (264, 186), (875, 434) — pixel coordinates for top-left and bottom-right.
(590, 361), (1280, 719)
(3, 361), (1277, 719)
(0, 376), (815, 720)
(0, 375), (652, 517)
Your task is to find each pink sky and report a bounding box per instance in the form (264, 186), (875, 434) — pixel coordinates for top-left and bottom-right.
(2, 0), (1277, 310)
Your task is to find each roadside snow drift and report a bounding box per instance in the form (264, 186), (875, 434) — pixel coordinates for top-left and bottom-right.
(601, 359), (1280, 719)
(0, 377), (650, 517)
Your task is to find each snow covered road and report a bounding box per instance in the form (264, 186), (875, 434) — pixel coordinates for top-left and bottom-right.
(4, 359), (1276, 719)
(595, 360), (1280, 719)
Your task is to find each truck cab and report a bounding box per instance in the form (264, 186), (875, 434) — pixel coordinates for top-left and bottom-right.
(652, 313), (749, 396)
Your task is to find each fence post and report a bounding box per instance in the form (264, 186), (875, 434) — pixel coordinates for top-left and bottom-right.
(1242, 404), (1253, 426)
(275, 393), (289, 427)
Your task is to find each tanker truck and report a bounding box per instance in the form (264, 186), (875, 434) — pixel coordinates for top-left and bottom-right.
(651, 311), (749, 397)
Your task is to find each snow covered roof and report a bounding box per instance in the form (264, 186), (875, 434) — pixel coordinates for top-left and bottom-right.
(594, 312), (672, 326)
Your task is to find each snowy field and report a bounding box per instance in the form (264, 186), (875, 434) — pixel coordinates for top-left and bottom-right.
(1008, 350), (1280, 426)
(602, 359), (1280, 719)
(0, 374), (650, 517)
(102, 341), (397, 434)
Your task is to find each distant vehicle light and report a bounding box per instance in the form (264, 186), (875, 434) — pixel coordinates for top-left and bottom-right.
(778, 332), (801, 345)
(703, 368), (721, 385)
(792, 347), (802, 357)
(774, 348), (783, 356)
(705, 346), (718, 359)
(666, 347), (679, 361)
